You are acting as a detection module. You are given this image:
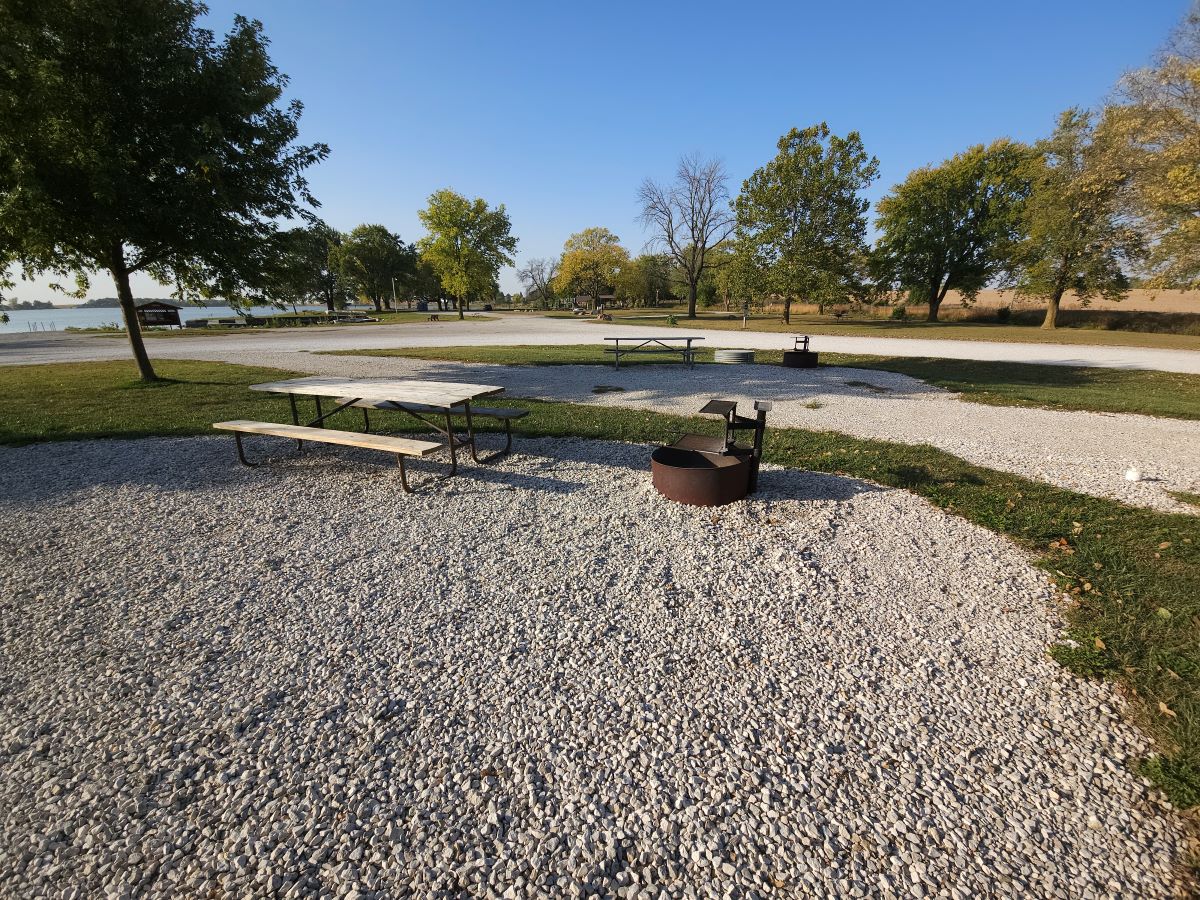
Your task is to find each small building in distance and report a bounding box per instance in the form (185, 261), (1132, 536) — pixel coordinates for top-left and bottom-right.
(135, 301), (182, 328)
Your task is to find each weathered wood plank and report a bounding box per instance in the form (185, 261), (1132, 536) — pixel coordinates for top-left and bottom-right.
(250, 376), (504, 408)
(213, 420), (443, 457)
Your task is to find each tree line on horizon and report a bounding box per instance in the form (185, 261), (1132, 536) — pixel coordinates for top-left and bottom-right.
(0, 0), (1195, 378)
(520, 8), (1198, 329)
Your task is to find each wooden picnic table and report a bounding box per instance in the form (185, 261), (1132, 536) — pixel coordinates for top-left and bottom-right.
(603, 335), (705, 369)
(245, 375), (506, 481)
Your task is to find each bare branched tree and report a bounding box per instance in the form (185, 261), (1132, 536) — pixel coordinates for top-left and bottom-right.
(638, 155), (736, 318)
(516, 257), (560, 308)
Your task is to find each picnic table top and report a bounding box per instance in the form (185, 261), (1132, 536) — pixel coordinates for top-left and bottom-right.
(250, 375), (505, 408)
(602, 335), (705, 342)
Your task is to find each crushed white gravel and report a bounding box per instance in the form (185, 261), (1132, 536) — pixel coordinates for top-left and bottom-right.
(1, 436), (1194, 899)
(197, 349), (1200, 514)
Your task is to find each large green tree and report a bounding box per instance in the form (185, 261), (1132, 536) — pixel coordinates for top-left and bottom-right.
(613, 254), (674, 307)
(734, 124), (879, 324)
(1102, 7), (1200, 288)
(714, 241), (764, 308)
(873, 140), (1030, 321)
(1011, 110), (1143, 329)
(553, 227), (629, 307)
(417, 189), (517, 320)
(0, 0), (327, 380)
(272, 222), (354, 313)
(335, 224), (415, 312)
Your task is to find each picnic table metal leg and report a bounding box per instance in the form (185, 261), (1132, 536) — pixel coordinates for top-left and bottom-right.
(361, 408), (371, 433)
(395, 455), (414, 493)
(233, 433), (258, 467)
(464, 403), (483, 463)
(288, 395), (303, 450)
(444, 411), (458, 476)
(314, 397), (324, 427)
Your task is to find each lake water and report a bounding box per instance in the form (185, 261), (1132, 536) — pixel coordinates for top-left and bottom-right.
(1, 305), (301, 333)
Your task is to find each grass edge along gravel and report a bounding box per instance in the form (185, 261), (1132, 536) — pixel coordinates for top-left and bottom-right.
(1, 358), (1198, 812)
(325, 345), (1200, 421)
(543, 308), (1200, 351)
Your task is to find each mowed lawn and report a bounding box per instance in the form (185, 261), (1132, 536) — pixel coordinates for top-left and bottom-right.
(327, 345), (1200, 420)
(547, 308), (1200, 351)
(1, 358), (1197, 809)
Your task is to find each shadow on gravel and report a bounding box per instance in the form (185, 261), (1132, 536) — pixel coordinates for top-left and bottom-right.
(375, 360), (942, 404)
(755, 469), (886, 503)
(0, 434), (887, 506)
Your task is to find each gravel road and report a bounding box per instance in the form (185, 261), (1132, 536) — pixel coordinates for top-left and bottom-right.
(1, 436), (1193, 898)
(196, 350), (1200, 514)
(3, 314), (1200, 372)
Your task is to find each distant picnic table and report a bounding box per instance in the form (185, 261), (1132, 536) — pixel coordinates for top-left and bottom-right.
(603, 336), (704, 369)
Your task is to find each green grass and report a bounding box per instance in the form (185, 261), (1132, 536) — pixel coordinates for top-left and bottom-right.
(1, 359), (1198, 810)
(822, 354), (1200, 420)
(326, 344), (1200, 420)
(1169, 490), (1200, 509)
(0, 360), (305, 443)
(559, 307), (1200, 350)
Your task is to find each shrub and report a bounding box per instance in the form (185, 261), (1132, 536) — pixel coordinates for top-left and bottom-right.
(890, 306), (908, 321)
(996, 306), (1011, 324)
(667, 315), (678, 326)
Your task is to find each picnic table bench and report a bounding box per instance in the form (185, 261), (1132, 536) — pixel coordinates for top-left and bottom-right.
(214, 376), (511, 492)
(603, 336), (704, 369)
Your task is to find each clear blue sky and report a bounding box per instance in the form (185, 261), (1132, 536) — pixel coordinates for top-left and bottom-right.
(25, 0), (1191, 301)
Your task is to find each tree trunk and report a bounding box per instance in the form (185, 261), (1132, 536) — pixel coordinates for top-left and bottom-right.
(1042, 289), (1064, 329)
(110, 245), (157, 382)
(459, 295), (466, 320)
(782, 297), (792, 325)
(686, 281), (698, 318)
(926, 278), (948, 322)
(371, 296), (383, 313)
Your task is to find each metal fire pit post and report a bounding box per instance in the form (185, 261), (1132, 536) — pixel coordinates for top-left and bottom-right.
(781, 335), (818, 368)
(651, 399), (772, 505)
(748, 400), (772, 492)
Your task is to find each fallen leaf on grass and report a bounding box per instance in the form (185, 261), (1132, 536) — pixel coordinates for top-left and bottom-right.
(1094, 637), (1106, 650)
(1158, 701), (1177, 719)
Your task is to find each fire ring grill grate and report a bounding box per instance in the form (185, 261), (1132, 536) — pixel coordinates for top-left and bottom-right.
(651, 399), (772, 506)
(782, 335), (818, 368)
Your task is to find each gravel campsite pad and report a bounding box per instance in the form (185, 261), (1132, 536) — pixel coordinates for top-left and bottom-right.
(194, 350), (1200, 515)
(0, 437), (1192, 898)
